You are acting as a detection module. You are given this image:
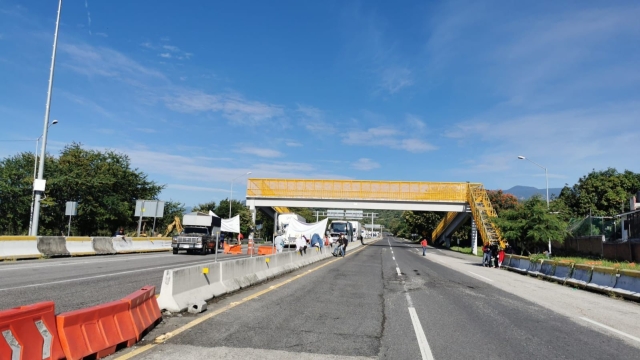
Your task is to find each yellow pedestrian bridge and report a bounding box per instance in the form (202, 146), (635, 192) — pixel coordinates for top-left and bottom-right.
(245, 178), (504, 247)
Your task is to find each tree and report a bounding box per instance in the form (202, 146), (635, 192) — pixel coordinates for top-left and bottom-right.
(493, 196), (568, 255)
(487, 190), (519, 215)
(192, 201), (216, 213)
(215, 198), (252, 235)
(0, 143), (164, 236)
(402, 211), (443, 240)
(559, 168), (640, 217)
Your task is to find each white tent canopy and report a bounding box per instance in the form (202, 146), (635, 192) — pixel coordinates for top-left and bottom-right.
(285, 218), (328, 240)
(221, 215), (240, 233)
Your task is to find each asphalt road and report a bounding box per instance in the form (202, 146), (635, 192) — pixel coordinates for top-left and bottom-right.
(0, 248), (263, 313)
(116, 235), (640, 360)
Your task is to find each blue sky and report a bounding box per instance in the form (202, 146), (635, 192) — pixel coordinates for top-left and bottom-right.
(1, 0), (639, 206)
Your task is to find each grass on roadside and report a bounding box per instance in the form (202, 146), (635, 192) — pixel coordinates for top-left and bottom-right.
(448, 246), (483, 257)
(550, 256), (639, 271)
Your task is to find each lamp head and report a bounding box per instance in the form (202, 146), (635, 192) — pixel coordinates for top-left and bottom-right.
(517, 156), (525, 160)
(247, 171), (252, 175)
(51, 120), (58, 125)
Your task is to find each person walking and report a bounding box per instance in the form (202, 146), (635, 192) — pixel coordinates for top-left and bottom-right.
(421, 237), (428, 256)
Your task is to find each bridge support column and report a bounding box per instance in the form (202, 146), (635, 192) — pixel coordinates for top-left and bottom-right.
(471, 218), (478, 255)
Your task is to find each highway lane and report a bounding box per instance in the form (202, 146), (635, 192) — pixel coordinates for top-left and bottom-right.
(0, 248), (266, 313)
(118, 235), (640, 359)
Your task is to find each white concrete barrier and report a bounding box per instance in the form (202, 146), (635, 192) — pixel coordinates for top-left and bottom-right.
(111, 237), (171, 254)
(65, 237), (96, 256)
(586, 267), (617, 292)
(157, 236), (371, 312)
(92, 237), (116, 255)
(0, 237), (41, 260)
(37, 236), (70, 257)
(565, 264), (592, 288)
(611, 269), (640, 300)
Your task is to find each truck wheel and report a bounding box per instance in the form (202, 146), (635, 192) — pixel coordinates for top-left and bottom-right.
(172, 248), (178, 254)
(200, 247), (208, 255)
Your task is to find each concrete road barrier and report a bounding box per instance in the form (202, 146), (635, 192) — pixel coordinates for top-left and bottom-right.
(65, 237), (96, 256)
(158, 236), (370, 312)
(539, 260), (556, 279)
(611, 269), (640, 300)
(510, 255), (530, 274)
(586, 267), (618, 293)
(527, 259), (543, 277)
(92, 237), (117, 255)
(549, 263), (573, 284)
(0, 236), (42, 260)
(111, 237), (171, 254)
(37, 236), (70, 257)
(565, 264), (592, 288)
(502, 254), (512, 268)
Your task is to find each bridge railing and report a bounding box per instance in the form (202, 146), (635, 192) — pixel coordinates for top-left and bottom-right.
(247, 179), (471, 203)
(432, 211), (458, 241)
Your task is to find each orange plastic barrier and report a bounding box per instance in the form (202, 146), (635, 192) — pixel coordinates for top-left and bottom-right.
(56, 300), (136, 360)
(121, 286), (162, 341)
(223, 243), (231, 254)
(0, 301), (65, 360)
(257, 245), (276, 255)
(228, 244), (242, 254)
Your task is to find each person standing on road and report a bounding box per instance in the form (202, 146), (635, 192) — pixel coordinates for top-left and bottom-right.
(482, 243), (491, 267)
(237, 232), (244, 246)
(498, 246), (505, 268)
(340, 234), (348, 257)
(421, 238), (428, 256)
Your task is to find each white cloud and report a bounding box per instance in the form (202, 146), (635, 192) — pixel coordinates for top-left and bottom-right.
(162, 45), (180, 52)
(164, 90), (284, 124)
(60, 42), (166, 81)
(95, 32), (108, 38)
(379, 66), (413, 94)
(167, 184), (230, 193)
(135, 128), (156, 133)
(342, 126), (436, 153)
(352, 158), (380, 171)
(159, 53), (171, 58)
(235, 147), (283, 158)
(286, 141), (302, 147)
(406, 114), (426, 131)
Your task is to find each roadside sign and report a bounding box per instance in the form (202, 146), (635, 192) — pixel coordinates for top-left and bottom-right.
(65, 201), (78, 216)
(327, 209), (344, 218)
(345, 210), (363, 219)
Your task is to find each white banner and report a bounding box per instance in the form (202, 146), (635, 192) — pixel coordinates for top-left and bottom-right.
(221, 215), (240, 233)
(286, 218), (328, 240)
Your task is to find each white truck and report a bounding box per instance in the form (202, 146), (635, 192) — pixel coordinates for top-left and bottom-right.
(328, 220), (353, 243)
(275, 213), (306, 246)
(171, 212), (221, 255)
(348, 221), (363, 240)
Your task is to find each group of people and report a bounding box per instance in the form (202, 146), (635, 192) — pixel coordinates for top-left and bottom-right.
(482, 242), (510, 268)
(331, 234), (349, 257)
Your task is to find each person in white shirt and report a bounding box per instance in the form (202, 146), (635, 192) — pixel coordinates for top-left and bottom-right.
(295, 235), (307, 256)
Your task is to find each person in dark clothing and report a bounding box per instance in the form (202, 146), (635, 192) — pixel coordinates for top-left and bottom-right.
(341, 235), (348, 257)
(490, 244), (499, 268)
(114, 227), (126, 237)
(482, 243), (491, 267)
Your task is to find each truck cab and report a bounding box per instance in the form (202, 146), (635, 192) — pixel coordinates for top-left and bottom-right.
(328, 221), (353, 243)
(172, 212), (221, 255)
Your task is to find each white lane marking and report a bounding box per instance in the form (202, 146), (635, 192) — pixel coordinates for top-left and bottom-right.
(408, 307), (436, 360)
(0, 256), (250, 292)
(467, 271), (494, 282)
(396, 267), (402, 276)
(0, 253), (174, 272)
(580, 317), (640, 344)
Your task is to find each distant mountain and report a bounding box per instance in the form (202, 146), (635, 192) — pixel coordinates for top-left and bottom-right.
(503, 186), (564, 200)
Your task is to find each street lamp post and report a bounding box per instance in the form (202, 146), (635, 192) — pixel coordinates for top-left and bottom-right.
(28, 120), (58, 235)
(517, 155), (551, 254)
(229, 171), (252, 218)
(31, 0), (62, 236)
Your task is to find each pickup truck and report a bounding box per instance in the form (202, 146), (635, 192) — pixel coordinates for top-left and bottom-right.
(172, 212), (221, 255)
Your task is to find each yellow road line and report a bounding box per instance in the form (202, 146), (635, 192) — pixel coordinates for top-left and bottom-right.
(115, 240), (379, 360)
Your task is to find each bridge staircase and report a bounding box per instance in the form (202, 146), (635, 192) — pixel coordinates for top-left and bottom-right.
(432, 184), (504, 247)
